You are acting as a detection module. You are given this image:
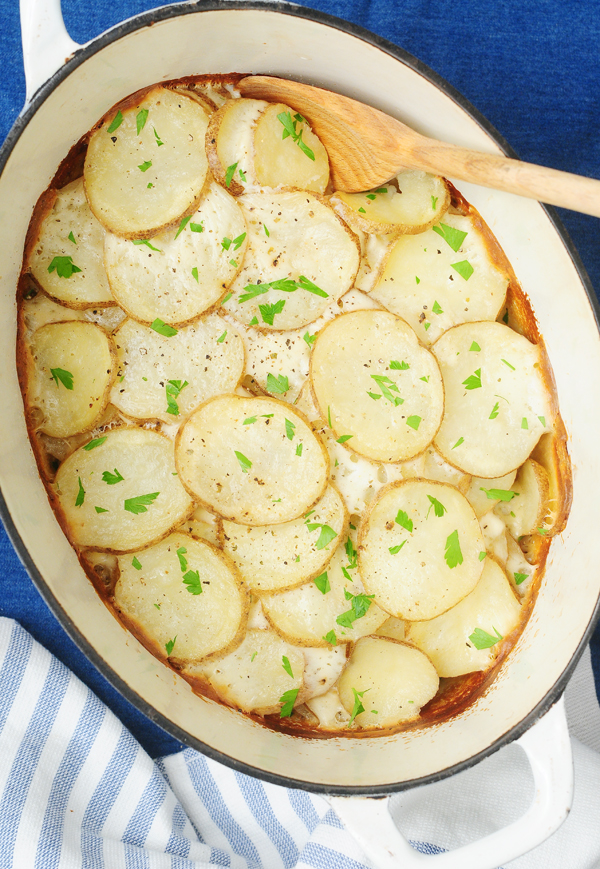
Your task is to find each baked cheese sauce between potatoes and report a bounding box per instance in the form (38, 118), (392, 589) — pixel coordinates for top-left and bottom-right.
(17, 74), (571, 736)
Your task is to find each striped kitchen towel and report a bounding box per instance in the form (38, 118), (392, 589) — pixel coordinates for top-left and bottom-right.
(1, 616), (600, 869)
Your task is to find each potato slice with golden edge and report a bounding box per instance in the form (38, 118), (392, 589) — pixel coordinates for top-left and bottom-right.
(338, 637), (439, 728)
(110, 315), (244, 423)
(222, 484), (347, 593)
(261, 531), (388, 646)
(310, 310), (444, 463)
(28, 180), (113, 307)
(433, 322), (552, 478)
(177, 505), (221, 546)
(222, 192), (359, 331)
(85, 88), (209, 238)
(28, 321), (115, 438)
(332, 171), (449, 236)
(104, 181), (246, 325)
(529, 430), (571, 534)
(505, 533), (535, 595)
(114, 532), (248, 663)
(21, 291), (126, 335)
(401, 446), (471, 492)
(465, 470), (517, 518)
(54, 428), (194, 551)
(358, 480), (485, 621)
(190, 629), (304, 715)
(302, 645), (347, 701)
(495, 458), (549, 538)
(253, 103), (329, 193)
(175, 395), (328, 525)
(371, 213), (508, 347)
(206, 98), (269, 195)
(375, 617), (406, 642)
(406, 559), (521, 677)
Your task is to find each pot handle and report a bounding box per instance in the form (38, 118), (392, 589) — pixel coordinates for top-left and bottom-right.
(326, 697), (573, 869)
(20, 0), (81, 103)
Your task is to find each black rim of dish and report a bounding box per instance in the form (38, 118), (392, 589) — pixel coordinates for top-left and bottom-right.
(1, 0), (599, 796)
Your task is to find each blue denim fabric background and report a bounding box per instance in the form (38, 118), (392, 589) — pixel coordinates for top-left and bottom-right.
(0, 0), (599, 758)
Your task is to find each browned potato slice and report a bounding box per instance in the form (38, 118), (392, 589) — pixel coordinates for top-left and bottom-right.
(206, 98), (269, 194)
(54, 428), (194, 551)
(28, 321), (115, 438)
(114, 532), (248, 662)
(190, 628), (304, 714)
(358, 480), (485, 620)
(310, 310), (444, 463)
(21, 292), (126, 334)
(495, 458), (549, 538)
(332, 171), (449, 236)
(177, 505), (221, 545)
(406, 559), (521, 677)
(465, 470), (517, 518)
(27, 179), (113, 307)
(104, 181), (246, 325)
(338, 636), (439, 728)
(529, 431), (571, 534)
(261, 530), (388, 646)
(401, 446), (471, 492)
(305, 688), (351, 729)
(433, 322), (553, 478)
(371, 213), (508, 346)
(505, 532), (535, 594)
(85, 87), (209, 237)
(479, 512), (508, 563)
(175, 395), (328, 525)
(253, 103), (329, 193)
(222, 192), (359, 330)
(222, 484), (347, 593)
(110, 314), (244, 423)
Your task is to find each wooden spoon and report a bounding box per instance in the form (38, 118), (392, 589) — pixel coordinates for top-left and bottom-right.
(238, 75), (600, 217)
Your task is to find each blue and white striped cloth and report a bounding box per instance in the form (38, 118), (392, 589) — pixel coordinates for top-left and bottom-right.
(1, 616), (600, 869)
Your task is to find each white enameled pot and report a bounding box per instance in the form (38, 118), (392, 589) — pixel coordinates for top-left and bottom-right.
(2, 1), (600, 866)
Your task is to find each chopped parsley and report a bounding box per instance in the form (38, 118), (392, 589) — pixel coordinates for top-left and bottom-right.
(165, 636), (177, 656)
(177, 546), (188, 572)
(348, 688), (367, 725)
(285, 418), (296, 440)
(165, 379), (189, 416)
(50, 368), (74, 390)
(444, 530), (463, 568)
(451, 260), (474, 280)
(489, 402), (500, 419)
(48, 256), (81, 278)
(389, 541), (407, 555)
(282, 656), (294, 677)
(390, 360), (410, 370)
(432, 223), (468, 252)
(75, 477), (85, 507)
(234, 451), (252, 473)
(138, 161), (152, 172)
(191, 267), (199, 282)
(427, 495), (447, 518)
(190, 221), (204, 233)
(102, 468), (124, 485)
(313, 571), (330, 594)
(83, 437), (107, 451)
(174, 215), (192, 239)
(243, 417), (257, 425)
(514, 572), (529, 585)
(151, 318), (178, 337)
(264, 224), (270, 237)
(463, 368), (482, 390)
(502, 359), (516, 370)
(479, 551), (487, 561)
(295, 443), (303, 456)
(406, 415), (421, 430)
(337, 434), (353, 444)
(259, 299), (286, 325)
(132, 556), (142, 570)
(279, 687), (299, 718)
(452, 437), (465, 448)
(479, 487), (519, 502)
(395, 510), (413, 532)
(217, 331), (227, 344)
(124, 492), (159, 514)
(132, 239), (161, 252)
(323, 630), (337, 645)
(522, 418), (529, 430)
(336, 591), (375, 628)
(303, 332), (317, 347)
(470, 341), (481, 352)
(266, 373), (289, 394)
(431, 195), (438, 210)
(136, 108), (149, 135)
(224, 162), (238, 187)
(432, 300), (444, 315)
(107, 111), (123, 133)
(305, 522), (338, 550)
(277, 111), (315, 161)
(183, 570), (202, 595)
(369, 374), (403, 406)
(68, 231), (77, 244)
(469, 627), (503, 650)
(153, 127), (164, 147)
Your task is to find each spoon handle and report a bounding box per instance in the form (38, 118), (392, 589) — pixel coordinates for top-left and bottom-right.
(399, 138), (600, 217)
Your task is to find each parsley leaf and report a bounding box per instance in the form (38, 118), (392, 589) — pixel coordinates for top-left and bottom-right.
(337, 434), (353, 444)
(102, 468), (124, 485)
(432, 300), (444, 315)
(190, 221), (203, 233)
(431, 195), (438, 210)
(165, 636), (177, 656)
(191, 267), (199, 283)
(502, 359), (516, 370)
(348, 688), (367, 725)
(295, 443), (303, 456)
(470, 341), (481, 352)
(234, 451), (252, 473)
(479, 551), (487, 561)
(479, 487), (519, 502)
(279, 688), (299, 718)
(95, 507), (108, 517)
(225, 162), (238, 187)
(313, 571), (330, 594)
(175, 215), (191, 239)
(514, 572), (529, 585)
(451, 260), (474, 280)
(432, 223), (468, 252)
(406, 415), (421, 430)
(232, 232), (246, 250)
(50, 367), (74, 390)
(444, 530), (463, 568)
(282, 656), (293, 677)
(469, 626), (503, 650)
(323, 630), (337, 645)
(266, 373), (289, 394)
(183, 570), (202, 595)
(138, 161), (152, 172)
(305, 522), (338, 550)
(390, 360), (410, 370)
(303, 332), (316, 347)
(68, 231), (77, 244)
(136, 108), (149, 135)
(243, 417), (257, 425)
(285, 418), (296, 440)
(165, 379), (188, 416)
(395, 510), (413, 532)
(153, 127), (163, 146)
(48, 256), (81, 278)
(259, 299), (286, 325)
(389, 541), (407, 555)
(75, 477), (85, 507)
(427, 495), (447, 518)
(132, 239), (161, 252)
(370, 374), (403, 406)
(150, 318), (178, 337)
(336, 592), (375, 628)
(83, 437), (107, 451)
(107, 111), (123, 133)
(452, 437), (465, 449)
(264, 224), (270, 237)
(217, 331), (227, 344)
(132, 556), (142, 570)
(463, 368), (482, 390)
(277, 111), (315, 161)
(177, 546), (188, 572)
(297, 275), (328, 297)
(489, 402), (500, 419)
(124, 492), (159, 514)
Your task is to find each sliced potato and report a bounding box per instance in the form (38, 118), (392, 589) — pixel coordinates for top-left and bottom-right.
(479, 512), (508, 563)
(495, 458), (549, 538)
(206, 98), (269, 194)
(20, 292), (127, 336)
(332, 171), (449, 236)
(305, 687), (351, 729)
(375, 617), (406, 642)
(401, 446), (470, 492)
(222, 192), (359, 330)
(465, 470), (517, 518)
(114, 532), (248, 662)
(177, 504), (221, 545)
(310, 310), (444, 463)
(253, 103), (329, 193)
(505, 532), (535, 594)
(104, 180), (246, 325)
(433, 321), (552, 477)
(302, 645), (347, 701)
(190, 628), (304, 714)
(338, 636), (439, 728)
(28, 321), (115, 438)
(110, 314), (244, 423)
(529, 430), (571, 534)
(28, 179), (113, 307)
(175, 395), (328, 525)
(371, 212), (508, 346)
(54, 427), (194, 551)
(85, 87), (209, 237)
(261, 530), (388, 646)
(222, 484), (347, 593)
(358, 480), (485, 620)
(406, 559), (521, 677)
